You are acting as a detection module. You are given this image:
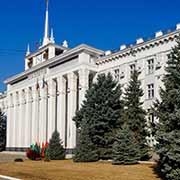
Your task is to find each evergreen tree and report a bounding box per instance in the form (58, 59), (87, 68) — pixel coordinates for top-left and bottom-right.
(49, 131), (65, 160)
(0, 109), (6, 152)
(112, 125), (140, 165)
(73, 73), (123, 159)
(73, 121), (98, 162)
(123, 70), (149, 160)
(154, 37), (180, 180)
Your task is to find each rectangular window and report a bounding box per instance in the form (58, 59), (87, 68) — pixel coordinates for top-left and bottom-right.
(130, 64), (136, 75)
(147, 59), (154, 74)
(147, 110), (155, 124)
(114, 69), (120, 81)
(147, 84), (154, 99)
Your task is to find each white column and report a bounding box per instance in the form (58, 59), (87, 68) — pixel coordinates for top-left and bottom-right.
(48, 79), (56, 140)
(12, 93), (16, 148)
(67, 72), (77, 149)
(19, 90), (26, 148)
(31, 86), (38, 143)
(24, 88), (32, 147)
(14, 92), (19, 148)
(6, 94), (12, 148)
(79, 69), (89, 108)
(57, 76), (66, 146)
(39, 85), (47, 143)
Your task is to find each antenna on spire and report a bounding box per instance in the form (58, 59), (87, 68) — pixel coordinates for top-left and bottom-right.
(42, 0), (50, 46)
(46, 0), (49, 10)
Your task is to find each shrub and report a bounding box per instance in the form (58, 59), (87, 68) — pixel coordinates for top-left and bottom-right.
(26, 148), (41, 160)
(14, 158), (23, 162)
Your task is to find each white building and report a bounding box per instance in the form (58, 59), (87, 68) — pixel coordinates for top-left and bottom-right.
(0, 1), (180, 154)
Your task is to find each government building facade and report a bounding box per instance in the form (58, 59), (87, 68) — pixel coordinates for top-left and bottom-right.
(0, 2), (179, 154)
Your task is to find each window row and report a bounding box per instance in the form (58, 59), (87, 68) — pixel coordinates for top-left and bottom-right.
(113, 58), (162, 81)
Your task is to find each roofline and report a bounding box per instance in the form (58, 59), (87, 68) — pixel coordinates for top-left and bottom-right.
(96, 29), (180, 64)
(4, 44), (104, 84)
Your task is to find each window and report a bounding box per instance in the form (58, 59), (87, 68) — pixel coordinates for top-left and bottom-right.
(114, 69), (120, 81)
(130, 64), (136, 75)
(147, 59), (154, 74)
(148, 110), (155, 125)
(147, 84), (154, 99)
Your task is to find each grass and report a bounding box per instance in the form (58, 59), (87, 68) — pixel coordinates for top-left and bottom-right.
(0, 160), (160, 180)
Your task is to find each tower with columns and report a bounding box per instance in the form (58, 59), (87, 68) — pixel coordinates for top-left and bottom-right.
(2, 1), (180, 153)
(4, 1), (103, 154)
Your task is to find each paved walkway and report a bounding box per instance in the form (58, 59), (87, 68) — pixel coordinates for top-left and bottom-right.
(0, 152), (26, 163)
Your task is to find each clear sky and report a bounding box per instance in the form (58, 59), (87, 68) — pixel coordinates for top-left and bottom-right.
(0, 0), (180, 92)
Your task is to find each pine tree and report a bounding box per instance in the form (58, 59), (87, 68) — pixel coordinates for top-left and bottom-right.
(112, 125), (140, 165)
(0, 109), (6, 152)
(123, 70), (149, 160)
(154, 37), (180, 180)
(73, 73), (123, 160)
(73, 121), (98, 162)
(49, 131), (65, 160)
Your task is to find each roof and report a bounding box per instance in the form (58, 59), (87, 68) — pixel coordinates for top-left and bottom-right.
(4, 44), (104, 85)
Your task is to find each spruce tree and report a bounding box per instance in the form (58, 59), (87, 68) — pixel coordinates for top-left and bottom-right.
(49, 131), (65, 160)
(112, 125), (140, 165)
(123, 70), (149, 160)
(73, 121), (98, 162)
(0, 109), (6, 152)
(73, 73), (123, 159)
(154, 37), (180, 180)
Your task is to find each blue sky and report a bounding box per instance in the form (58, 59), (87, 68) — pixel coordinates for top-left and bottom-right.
(0, 0), (180, 91)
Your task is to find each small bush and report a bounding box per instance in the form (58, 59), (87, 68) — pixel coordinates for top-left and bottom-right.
(26, 148), (41, 160)
(14, 158), (23, 162)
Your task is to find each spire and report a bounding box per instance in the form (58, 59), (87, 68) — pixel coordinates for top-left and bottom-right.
(50, 28), (55, 43)
(63, 40), (68, 48)
(26, 44), (30, 56)
(42, 0), (49, 46)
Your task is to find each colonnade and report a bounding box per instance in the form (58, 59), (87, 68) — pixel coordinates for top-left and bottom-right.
(6, 69), (90, 151)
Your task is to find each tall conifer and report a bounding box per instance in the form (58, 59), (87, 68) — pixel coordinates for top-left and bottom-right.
(123, 70), (149, 160)
(73, 73), (123, 160)
(154, 37), (180, 180)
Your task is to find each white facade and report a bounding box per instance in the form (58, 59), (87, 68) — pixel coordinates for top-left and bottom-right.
(1, 3), (180, 153)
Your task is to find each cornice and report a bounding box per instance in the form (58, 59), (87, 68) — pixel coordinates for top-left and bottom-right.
(4, 44), (104, 85)
(96, 29), (180, 65)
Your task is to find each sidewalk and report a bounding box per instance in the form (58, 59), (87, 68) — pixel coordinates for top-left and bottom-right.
(0, 152), (26, 163)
